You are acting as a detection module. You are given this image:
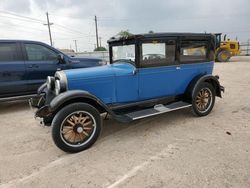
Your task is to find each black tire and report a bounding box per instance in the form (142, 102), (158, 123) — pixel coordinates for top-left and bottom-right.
(192, 82), (215, 116)
(217, 50), (231, 62)
(51, 103), (102, 153)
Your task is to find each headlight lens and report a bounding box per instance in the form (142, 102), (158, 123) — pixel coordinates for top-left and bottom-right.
(46, 76), (55, 90)
(55, 79), (61, 95)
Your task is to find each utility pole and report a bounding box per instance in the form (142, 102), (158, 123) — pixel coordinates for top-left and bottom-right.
(74, 40), (78, 53)
(99, 36), (102, 47)
(94, 15), (99, 48)
(44, 12), (53, 46)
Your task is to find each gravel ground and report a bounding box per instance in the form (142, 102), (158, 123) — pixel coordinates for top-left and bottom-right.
(0, 56), (250, 188)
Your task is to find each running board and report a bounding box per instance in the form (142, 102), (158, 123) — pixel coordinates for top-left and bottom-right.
(124, 101), (192, 121)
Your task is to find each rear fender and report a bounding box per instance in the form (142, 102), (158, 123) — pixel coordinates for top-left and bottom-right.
(185, 74), (224, 101)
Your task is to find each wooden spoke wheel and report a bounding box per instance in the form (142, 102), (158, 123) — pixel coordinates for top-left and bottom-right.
(61, 111), (96, 146)
(192, 83), (215, 116)
(52, 103), (102, 153)
(195, 88), (212, 112)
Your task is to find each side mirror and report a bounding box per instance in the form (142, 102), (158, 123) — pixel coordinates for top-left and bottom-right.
(57, 54), (65, 64)
(57, 54), (64, 63)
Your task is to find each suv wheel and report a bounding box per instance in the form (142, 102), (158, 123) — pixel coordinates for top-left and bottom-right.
(192, 82), (215, 116)
(52, 103), (102, 153)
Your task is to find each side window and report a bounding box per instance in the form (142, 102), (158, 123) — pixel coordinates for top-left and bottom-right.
(180, 41), (207, 63)
(141, 41), (175, 67)
(25, 43), (57, 61)
(0, 43), (19, 62)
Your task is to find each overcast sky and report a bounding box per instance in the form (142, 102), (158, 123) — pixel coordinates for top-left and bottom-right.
(0, 0), (249, 52)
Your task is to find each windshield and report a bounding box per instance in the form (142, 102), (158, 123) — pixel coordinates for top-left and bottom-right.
(112, 44), (135, 63)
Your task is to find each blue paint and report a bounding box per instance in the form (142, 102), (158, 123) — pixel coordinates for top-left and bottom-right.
(65, 61), (214, 104)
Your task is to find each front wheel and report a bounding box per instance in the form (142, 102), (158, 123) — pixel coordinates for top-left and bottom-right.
(192, 82), (215, 116)
(52, 103), (102, 153)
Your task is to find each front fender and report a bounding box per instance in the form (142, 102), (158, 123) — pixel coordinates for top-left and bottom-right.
(49, 90), (109, 113)
(185, 74), (224, 101)
(35, 90), (131, 123)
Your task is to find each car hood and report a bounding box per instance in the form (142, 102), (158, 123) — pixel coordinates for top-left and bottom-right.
(64, 62), (136, 81)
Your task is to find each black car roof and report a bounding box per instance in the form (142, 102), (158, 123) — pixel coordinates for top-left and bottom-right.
(108, 32), (214, 43)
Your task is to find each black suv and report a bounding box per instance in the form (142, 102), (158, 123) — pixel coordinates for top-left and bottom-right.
(0, 40), (105, 101)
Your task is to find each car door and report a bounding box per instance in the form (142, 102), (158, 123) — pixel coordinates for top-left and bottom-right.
(23, 42), (67, 92)
(138, 39), (180, 100)
(177, 40), (212, 94)
(0, 42), (27, 97)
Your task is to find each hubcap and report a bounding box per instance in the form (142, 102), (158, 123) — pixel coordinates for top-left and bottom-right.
(195, 88), (212, 112)
(60, 111), (96, 146)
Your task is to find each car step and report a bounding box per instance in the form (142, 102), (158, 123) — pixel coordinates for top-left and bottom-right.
(124, 101), (192, 121)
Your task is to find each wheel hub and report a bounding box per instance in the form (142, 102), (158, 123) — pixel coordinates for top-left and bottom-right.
(73, 123), (84, 133)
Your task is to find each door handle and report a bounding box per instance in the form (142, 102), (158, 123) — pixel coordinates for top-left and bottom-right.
(176, 66), (181, 70)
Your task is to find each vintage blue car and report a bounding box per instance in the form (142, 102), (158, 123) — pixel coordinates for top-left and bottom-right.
(32, 33), (224, 153)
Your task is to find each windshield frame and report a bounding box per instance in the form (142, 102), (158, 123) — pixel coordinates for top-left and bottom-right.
(109, 39), (139, 67)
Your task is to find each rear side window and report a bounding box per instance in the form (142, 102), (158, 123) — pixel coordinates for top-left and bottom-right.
(141, 40), (175, 67)
(25, 43), (57, 61)
(0, 43), (19, 62)
(180, 41), (207, 63)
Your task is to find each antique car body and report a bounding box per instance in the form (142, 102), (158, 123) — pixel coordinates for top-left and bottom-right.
(31, 32), (224, 153)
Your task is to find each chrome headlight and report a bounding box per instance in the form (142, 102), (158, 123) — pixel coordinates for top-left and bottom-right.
(46, 76), (55, 90)
(54, 71), (68, 95)
(55, 79), (61, 95)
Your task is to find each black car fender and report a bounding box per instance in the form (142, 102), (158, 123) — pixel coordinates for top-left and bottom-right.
(48, 90), (110, 113)
(185, 74), (224, 101)
(35, 90), (132, 123)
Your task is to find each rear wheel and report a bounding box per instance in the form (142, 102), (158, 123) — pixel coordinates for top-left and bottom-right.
(52, 103), (102, 153)
(217, 49), (231, 62)
(192, 83), (215, 116)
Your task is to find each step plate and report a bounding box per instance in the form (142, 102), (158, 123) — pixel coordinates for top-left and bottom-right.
(125, 101), (192, 120)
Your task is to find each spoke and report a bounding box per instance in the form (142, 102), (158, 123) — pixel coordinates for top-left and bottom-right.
(75, 133), (81, 143)
(196, 99), (201, 103)
(72, 115), (79, 123)
(62, 129), (73, 135)
(73, 133), (77, 143)
(66, 119), (75, 126)
(83, 127), (92, 131)
(78, 113), (83, 122)
(80, 116), (90, 124)
(83, 121), (92, 127)
(82, 130), (89, 137)
(79, 133), (85, 141)
(67, 132), (75, 142)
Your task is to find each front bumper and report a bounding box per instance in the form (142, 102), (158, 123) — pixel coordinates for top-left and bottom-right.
(29, 86), (56, 118)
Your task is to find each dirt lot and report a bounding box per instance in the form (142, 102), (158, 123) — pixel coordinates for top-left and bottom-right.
(0, 57), (250, 188)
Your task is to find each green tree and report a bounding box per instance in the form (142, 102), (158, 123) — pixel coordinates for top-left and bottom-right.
(117, 30), (133, 38)
(94, 46), (107, 51)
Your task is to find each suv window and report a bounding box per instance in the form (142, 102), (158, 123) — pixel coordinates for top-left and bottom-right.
(0, 43), (19, 62)
(180, 41), (207, 63)
(25, 43), (57, 61)
(141, 41), (175, 67)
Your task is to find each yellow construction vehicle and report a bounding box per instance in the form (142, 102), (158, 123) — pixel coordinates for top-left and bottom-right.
(215, 33), (241, 62)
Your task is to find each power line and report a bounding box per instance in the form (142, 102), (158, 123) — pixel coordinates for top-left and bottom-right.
(0, 10), (45, 23)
